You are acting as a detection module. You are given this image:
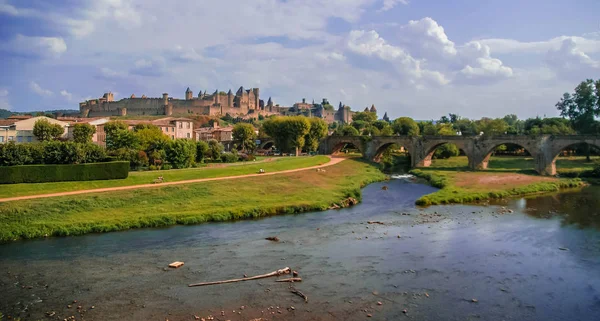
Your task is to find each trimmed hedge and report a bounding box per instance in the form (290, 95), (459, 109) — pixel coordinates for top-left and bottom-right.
(0, 161), (129, 184)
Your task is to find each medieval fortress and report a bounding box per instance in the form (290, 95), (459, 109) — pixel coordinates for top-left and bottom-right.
(79, 86), (373, 124)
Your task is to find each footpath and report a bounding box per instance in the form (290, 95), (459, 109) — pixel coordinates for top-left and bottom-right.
(0, 156), (346, 203)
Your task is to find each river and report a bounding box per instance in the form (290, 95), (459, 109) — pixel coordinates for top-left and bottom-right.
(1, 180), (599, 321)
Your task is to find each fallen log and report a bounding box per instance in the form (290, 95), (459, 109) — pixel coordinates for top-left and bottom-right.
(275, 277), (302, 282)
(291, 287), (308, 302)
(188, 267), (291, 287)
(367, 221), (386, 225)
(265, 236), (280, 242)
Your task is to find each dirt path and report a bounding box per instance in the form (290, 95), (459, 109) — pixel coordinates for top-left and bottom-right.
(0, 156), (346, 203)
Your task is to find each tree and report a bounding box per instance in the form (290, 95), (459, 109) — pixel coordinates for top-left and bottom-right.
(134, 125), (169, 153)
(439, 115), (450, 124)
(434, 143), (460, 159)
(72, 123), (96, 143)
(33, 119), (64, 141)
(392, 117), (419, 136)
(195, 141), (210, 163)
(106, 128), (139, 150)
(232, 123), (257, 153)
(262, 116), (310, 154)
(207, 139), (224, 161)
(421, 121), (437, 135)
(437, 123), (456, 135)
(333, 124), (360, 136)
(165, 139), (196, 168)
(285, 116), (310, 155)
(305, 117), (328, 152)
(475, 118), (508, 136)
(103, 121), (128, 136)
(556, 79), (600, 160)
(352, 111), (377, 123)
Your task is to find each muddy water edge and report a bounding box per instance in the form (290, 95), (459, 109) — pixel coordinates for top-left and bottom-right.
(1, 179), (599, 321)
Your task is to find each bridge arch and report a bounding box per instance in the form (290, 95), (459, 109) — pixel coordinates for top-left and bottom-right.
(331, 141), (363, 155)
(418, 139), (471, 168)
(258, 140), (275, 150)
(371, 142), (412, 163)
(477, 141), (538, 171)
(545, 139), (600, 175)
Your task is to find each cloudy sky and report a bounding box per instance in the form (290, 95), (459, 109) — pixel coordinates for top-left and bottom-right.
(1, 0), (599, 119)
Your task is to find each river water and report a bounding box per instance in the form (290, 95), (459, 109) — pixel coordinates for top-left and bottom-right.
(1, 180), (599, 321)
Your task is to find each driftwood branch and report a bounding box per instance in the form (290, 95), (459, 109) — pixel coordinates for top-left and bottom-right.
(291, 287), (308, 302)
(367, 221), (386, 225)
(188, 267), (291, 287)
(275, 277), (302, 282)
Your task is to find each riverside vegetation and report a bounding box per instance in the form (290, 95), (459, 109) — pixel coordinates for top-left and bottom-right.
(0, 158), (385, 242)
(410, 156), (595, 206)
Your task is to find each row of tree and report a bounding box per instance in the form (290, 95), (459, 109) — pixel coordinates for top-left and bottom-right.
(0, 141), (107, 166)
(261, 116), (328, 154)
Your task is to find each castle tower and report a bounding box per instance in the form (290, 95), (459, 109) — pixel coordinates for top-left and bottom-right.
(253, 88), (259, 110)
(370, 104), (377, 114)
(383, 112), (390, 122)
(185, 87), (193, 100)
(339, 101), (343, 108)
(214, 89), (220, 104)
(227, 89), (233, 108)
(162, 93), (169, 106)
(364, 107), (369, 112)
(198, 90), (204, 99)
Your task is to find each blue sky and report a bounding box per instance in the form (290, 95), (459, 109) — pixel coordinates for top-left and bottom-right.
(0, 0), (599, 119)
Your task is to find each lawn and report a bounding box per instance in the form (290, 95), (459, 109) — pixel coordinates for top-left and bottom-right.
(0, 156), (329, 198)
(0, 159), (385, 242)
(410, 156), (587, 206)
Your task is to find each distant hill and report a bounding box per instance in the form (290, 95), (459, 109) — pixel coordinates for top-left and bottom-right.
(3, 109), (80, 119)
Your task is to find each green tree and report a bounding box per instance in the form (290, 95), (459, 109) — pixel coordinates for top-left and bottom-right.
(437, 123), (456, 135)
(207, 139), (224, 161)
(262, 116), (310, 154)
(475, 118), (509, 136)
(165, 139), (196, 168)
(305, 117), (328, 152)
(133, 125), (169, 153)
(232, 123), (257, 153)
(421, 121), (437, 135)
(380, 126), (394, 136)
(556, 79), (600, 160)
(72, 123), (96, 143)
(103, 121), (128, 136)
(195, 141), (210, 163)
(352, 111), (377, 123)
(106, 129), (139, 150)
(285, 116), (310, 155)
(434, 143), (460, 159)
(33, 119), (64, 141)
(333, 124), (360, 136)
(392, 117), (419, 136)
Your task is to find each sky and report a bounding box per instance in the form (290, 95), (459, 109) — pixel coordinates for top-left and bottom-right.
(0, 0), (599, 119)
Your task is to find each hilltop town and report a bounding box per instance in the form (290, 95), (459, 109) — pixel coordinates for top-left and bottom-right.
(78, 86), (385, 125)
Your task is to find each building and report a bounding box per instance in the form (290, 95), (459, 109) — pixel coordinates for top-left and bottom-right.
(80, 87), (261, 118)
(281, 98), (358, 124)
(122, 117), (195, 140)
(59, 117), (111, 147)
(194, 122), (233, 142)
(0, 116), (69, 143)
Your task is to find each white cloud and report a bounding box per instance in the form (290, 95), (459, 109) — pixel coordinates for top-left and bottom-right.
(0, 88), (10, 110)
(397, 17), (457, 60)
(477, 36), (600, 54)
(2, 34), (67, 58)
(545, 38), (600, 79)
(130, 57), (167, 77)
(379, 0), (409, 12)
(29, 82), (53, 96)
(60, 90), (73, 101)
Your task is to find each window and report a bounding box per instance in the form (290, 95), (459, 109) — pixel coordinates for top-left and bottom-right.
(17, 136), (23, 142)
(0, 136), (4, 142)
(186, 122), (190, 129)
(8, 136), (14, 141)
(171, 135), (174, 139)
(26, 136), (32, 142)
(187, 133), (191, 138)
(178, 122), (182, 129)
(171, 127), (174, 132)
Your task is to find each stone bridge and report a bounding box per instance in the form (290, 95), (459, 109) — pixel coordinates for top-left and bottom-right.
(318, 135), (600, 176)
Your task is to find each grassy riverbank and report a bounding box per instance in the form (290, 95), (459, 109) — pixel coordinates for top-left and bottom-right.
(0, 158), (385, 242)
(0, 156), (328, 198)
(411, 156), (587, 206)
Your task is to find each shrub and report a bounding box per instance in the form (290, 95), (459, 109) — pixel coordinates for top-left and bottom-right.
(434, 143), (460, 159)
(0, 142), (33, 166)
(165, 139), (196, 168)
(162, 164), (173, 170)
(220, 152), (238, 163)
(148, 165), (159, 171)
(196, 140), (210, 163)
(0, 161), (129, 184)
(593, 161), (600, 177)
(111, 148), (148, 170)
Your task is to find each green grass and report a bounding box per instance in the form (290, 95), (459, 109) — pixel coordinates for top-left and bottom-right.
(410, 156), (588, 206)
(0, 156), (329, 198)
(0, 159), (385, 242)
